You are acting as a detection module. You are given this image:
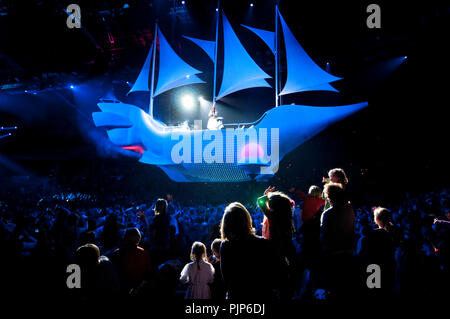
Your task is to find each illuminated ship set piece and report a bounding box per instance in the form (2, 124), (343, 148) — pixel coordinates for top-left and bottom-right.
(92, 5), (368, 182)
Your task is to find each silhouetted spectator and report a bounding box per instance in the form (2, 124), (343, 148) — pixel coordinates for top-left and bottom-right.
(209, 238), (226, 299)
(150, 199), (173, 266)
(75, 244), (120, 300)
(257, 187), (297, 298)
(101, 214), (121, 253)
(79, 230), (96, 246)
(111, 228), (152, 294)
(220, 202), (285, 299)
(360, 207), (397, 296)
(322, 168), (349, 210)
(320, 183), (356, 299)
(320, 183), (354, 254)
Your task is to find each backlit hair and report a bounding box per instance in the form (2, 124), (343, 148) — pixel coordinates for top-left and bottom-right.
(328, 168), (349, 185)
(190, 241), (207, 262)
(267, 191), (295, 242)
(323, 182), (345, 205)
(211, 238), (222, 257)
(308, 185), (322, 198)
(373, 207), (394, 231)
(220, 202), (254, 241)
(76, 243), (100, 267)
(154, 198), (168, 215)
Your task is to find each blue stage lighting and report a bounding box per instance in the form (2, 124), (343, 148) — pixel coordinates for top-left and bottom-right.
(181, 94), (195, 110)
(181, 1), (185, 4)
(69, 84), (75, 89)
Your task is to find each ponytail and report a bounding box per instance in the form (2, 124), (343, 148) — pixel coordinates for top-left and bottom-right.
(385, 221), (394, 233)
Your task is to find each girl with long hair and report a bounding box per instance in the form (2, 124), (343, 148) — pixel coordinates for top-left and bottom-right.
(180, 241), (214, 299)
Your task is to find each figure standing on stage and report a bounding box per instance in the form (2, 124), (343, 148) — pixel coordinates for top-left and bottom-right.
(207, 105), (224, 130)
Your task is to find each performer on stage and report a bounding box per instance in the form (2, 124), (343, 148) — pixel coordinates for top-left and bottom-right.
(207, 106), (224, 130)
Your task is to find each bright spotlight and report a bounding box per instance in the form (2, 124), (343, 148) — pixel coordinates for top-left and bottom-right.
(181, 0), (185, 4)
(198, 96), (210, 108)
(250, 3), (254, 7)
(181, 94), (195, 110)
(69, 84), (75, 89)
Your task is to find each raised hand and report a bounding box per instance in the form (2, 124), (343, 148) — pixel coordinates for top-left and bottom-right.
(264, 186), (276, 196)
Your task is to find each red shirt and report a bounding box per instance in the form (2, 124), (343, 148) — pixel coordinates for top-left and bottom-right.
(262, 216), (270, 239)
(296, 190), (325, 222)
(113, 246), (152, 288)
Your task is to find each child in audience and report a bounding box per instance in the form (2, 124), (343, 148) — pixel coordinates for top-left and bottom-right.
(322, 168), (349, 186)
(209, 238), (226, 299)
(322, 168), (349, 210)
(180, 241), (215, 299)
(290, 185), (325, 224)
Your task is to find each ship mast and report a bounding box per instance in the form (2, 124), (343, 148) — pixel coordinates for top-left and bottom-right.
(212, 0), (220, 108)
(275, 2), (279, 107)
(149, 22), (158, 117)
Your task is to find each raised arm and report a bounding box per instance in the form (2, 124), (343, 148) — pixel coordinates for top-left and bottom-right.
(257, 186), (276, 218)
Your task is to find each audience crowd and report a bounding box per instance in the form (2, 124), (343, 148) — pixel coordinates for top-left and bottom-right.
(0, 168), (448, 304)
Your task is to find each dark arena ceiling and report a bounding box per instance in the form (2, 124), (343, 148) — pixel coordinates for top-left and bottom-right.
(0, 1), (447, 92)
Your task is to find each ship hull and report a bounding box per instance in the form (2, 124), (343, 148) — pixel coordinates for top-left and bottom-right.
(92, 102), (367, 182)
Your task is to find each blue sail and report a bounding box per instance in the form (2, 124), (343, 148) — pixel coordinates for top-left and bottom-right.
(241, 25), (275, 54)
(278, 10), (341, 95)
(154, 28), (205, 97)
(183, 36), (216, 62)
(217, 12), (272, 100)
(307, 82), (339, 92)
(127, 43), (153, 94)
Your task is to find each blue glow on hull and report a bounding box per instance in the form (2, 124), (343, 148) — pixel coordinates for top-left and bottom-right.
(93, 102), (367, 182)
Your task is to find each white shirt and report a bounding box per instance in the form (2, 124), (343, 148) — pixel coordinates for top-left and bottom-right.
(180, 260), (215, 299)
(207, 108), (224, 130)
